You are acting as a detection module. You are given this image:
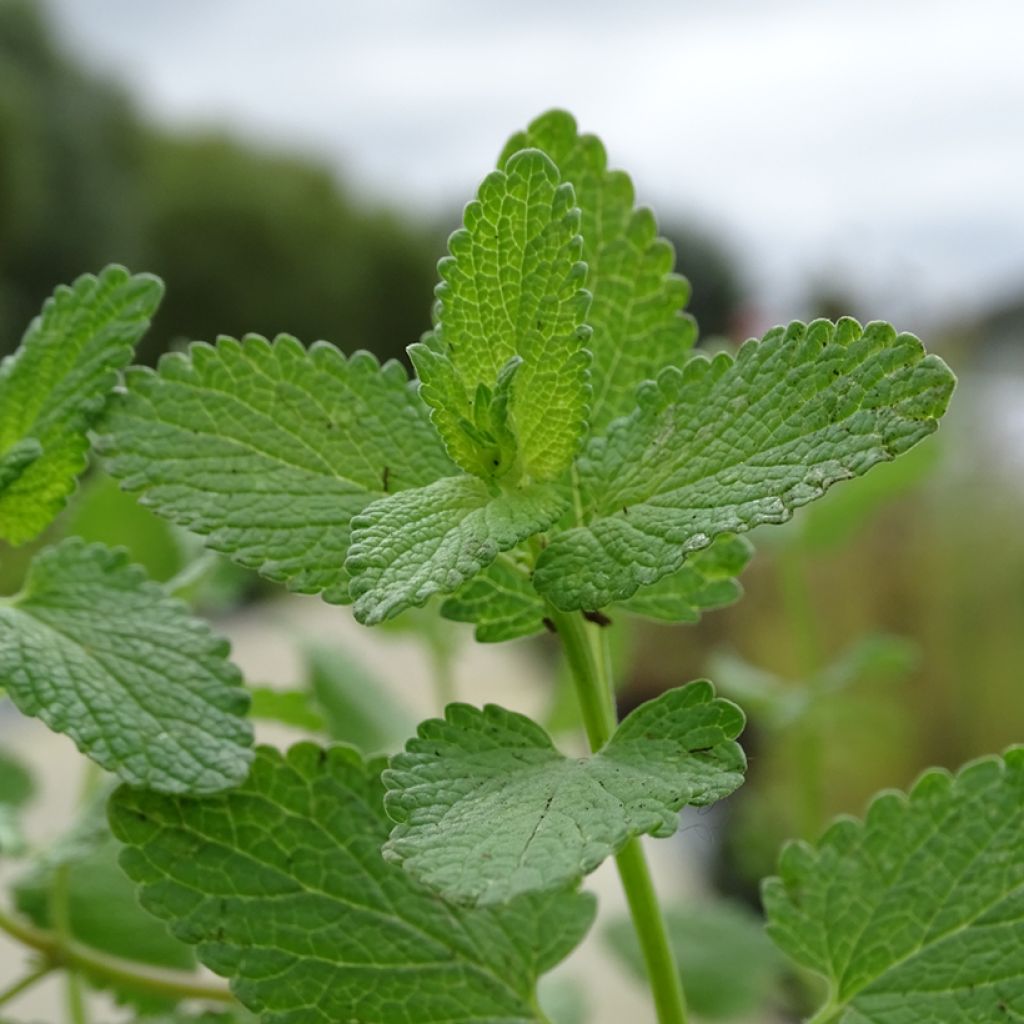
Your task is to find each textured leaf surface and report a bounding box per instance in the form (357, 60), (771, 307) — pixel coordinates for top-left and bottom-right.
(0, 266), (163, 543)
(763, 748), (1024, 1023)
(100, 335), (454, 603)
(441, 534), (752, 641)
(501, 110), (695, 433)
(0, 539), (252, 793)
(347, 474), (566, 624)
(383, 682), (745, 906)
(440, 555), (546, 642)
(535, 319), (955, 610)
(411, 148), (590, 481)
(615, 534), (753, 622)
(110, 744), (595, 1024)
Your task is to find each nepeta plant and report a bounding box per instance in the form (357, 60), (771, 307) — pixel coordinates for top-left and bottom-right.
(0, 110), (1019, 1024)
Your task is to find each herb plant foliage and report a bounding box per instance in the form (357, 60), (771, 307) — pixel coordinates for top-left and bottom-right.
(0, 110), (1007, 1024)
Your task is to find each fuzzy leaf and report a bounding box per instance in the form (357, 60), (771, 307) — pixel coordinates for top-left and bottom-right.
(110, 744), (595, 1024)
(347, 474), (566, 624)
(99, 335), (455, 603)
(535, 319), (955, 610)
(441, 533), (752, 641)
(410, 148), (591, 481)
(614, 534), (753, 622)
(0, 266), (163, 543)
(383, 682), (745, 906)
(763, 748), (1024, 1023)
(501, 110), (695, 432)
(440, 556), (546, 643)
(0, 538), (252, 793)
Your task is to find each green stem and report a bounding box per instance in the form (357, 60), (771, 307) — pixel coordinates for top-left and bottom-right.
(51, 866), (87, 1024)
(549, 607), (688, 1024)
(0, 964), (53, 1009)
(0, 904), (235, 1004)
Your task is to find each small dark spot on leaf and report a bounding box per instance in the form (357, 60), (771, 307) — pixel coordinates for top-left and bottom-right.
(583, 610), (612, 627)
(542, 617), (557, 634)
(382, 466), (391, 491)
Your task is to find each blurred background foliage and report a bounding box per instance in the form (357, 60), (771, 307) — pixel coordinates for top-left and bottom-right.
(1, 2), (1023, 1021)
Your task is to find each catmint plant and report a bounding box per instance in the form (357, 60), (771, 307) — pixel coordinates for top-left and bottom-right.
(0, 110), (1017, 1024)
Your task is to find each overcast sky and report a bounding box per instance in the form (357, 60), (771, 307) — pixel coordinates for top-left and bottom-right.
(45, 0), (1024, 329)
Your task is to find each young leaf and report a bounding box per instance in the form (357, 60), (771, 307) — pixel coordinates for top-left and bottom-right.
(535, 319), (956, 610)
(0, 538), (252, 794)
(382, 681), (745, 906)
(614, 534), (753, 622)
(763, 748), (1024, 1023)
(99, 336), (455, 603)
(500, 110), (695, 432)
(410, 148), (591, 481)
(346, 474), (565, 624)
(109, 744), (596, 1024)
(0, 265), (163, 543)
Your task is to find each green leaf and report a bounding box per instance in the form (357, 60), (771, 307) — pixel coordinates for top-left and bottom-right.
(440, 555), (547, 643)
(605, 901), (784, 1020)
(62, 469), (184, 583)
(762, 748), (1024, 1023)
(304, 643), (414, 754)
(14, 835), (197, 1011)
(0, 749), (34, 808)
(0, 749), (34, 857)
(535, 319), (956, 611)
(382, 681), (745, 906)
(441, 534), (752, 641)
(0, 538), (252, 794)
(0, 266), (163, 544)
(99, 336), (455, 603)
(109, 744), (596, 1024)
(614, 533), (753, 622)
(500, 110), (695, 433)
(246, 686), (326, 733)
(410, 148), (591, 481)
(347, 474), (566, 624)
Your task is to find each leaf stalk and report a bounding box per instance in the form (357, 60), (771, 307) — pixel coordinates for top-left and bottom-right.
(0, 902), (235, 1004)
(548, 606), (689, 1024)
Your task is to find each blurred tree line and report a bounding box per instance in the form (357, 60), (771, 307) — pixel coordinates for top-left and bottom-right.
(0, 0), (744, 367)
(0, 0), (441, 366)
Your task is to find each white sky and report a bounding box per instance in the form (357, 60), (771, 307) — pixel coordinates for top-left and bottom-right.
(45, 0), (1024, 329)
